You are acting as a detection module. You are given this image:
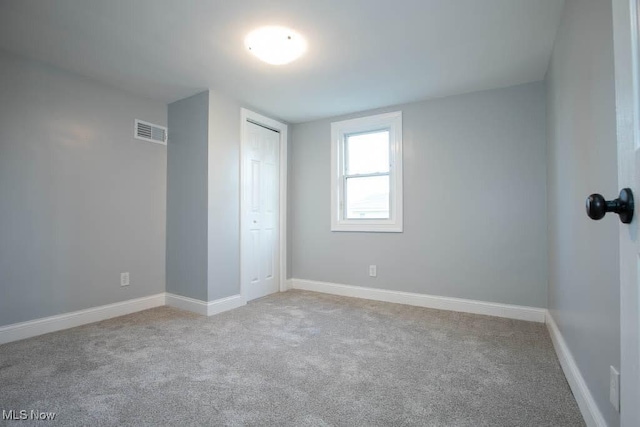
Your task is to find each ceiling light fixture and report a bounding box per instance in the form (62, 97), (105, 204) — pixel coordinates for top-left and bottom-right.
(245, 26), (307, 65)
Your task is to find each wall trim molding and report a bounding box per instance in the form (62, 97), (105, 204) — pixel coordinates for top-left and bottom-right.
(0, 293), (166, 345)
(1, 293), (247, 345)
(290, 278), (546, 322)
(165, 293), (245, 316)
(545, 311), (606, 427)
(165, 293), (209, 316)
(206, 294), (246, 316)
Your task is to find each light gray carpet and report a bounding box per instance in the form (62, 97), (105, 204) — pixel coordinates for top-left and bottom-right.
(0, 290), (583, 426)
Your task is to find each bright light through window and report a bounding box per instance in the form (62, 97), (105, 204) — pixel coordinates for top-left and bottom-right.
(346, 131), (390, 174)
(331, 111), (403, 232)
(345, 131), (390, 219)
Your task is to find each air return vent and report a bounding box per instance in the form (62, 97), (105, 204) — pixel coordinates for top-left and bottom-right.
(135, 119), (167, 145)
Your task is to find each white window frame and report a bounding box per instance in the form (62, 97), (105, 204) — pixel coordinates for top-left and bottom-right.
(331, 111), (403, 232)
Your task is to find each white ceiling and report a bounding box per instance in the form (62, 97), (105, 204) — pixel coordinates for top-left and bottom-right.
(0, 0), (565, 123)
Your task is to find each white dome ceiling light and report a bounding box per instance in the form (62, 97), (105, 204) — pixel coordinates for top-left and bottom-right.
(245, 26), (307, 65)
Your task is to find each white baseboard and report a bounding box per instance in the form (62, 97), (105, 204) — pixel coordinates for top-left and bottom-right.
(545, 312), (606, 427)
(165, 293), (245, 316)
(0, 292), (247, 345)
(283, 278), (293, 291)
(206, 294), (246, 316)
(290, 278), (546, 323)
(0, 293), (165, 345)
(165, 293), (209, 316)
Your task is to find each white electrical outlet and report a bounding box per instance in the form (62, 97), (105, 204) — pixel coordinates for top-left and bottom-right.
(369, 265), (377, 277)
(120, 272), (130, 287)
(610, 366), (620, 412)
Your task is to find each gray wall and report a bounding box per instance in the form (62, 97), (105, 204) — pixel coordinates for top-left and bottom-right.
(207, 91), (241, 300)
(0, 49), (167, 326)
(287, 130), (294, 279)
(546, 0), (620, 425)
(166, 91), (209, 301)
(290, 82), (548, 308)
(168, 89), (256, 301)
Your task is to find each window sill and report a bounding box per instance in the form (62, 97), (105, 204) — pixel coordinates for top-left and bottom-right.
(331, 222), (403, 233)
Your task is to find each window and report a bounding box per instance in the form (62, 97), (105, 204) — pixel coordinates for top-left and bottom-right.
(331, 111), (403, 232)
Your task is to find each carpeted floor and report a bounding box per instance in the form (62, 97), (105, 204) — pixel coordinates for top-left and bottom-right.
(0, 290), (584, 426)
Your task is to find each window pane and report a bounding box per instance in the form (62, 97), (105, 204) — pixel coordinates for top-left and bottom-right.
(346, 175), (390, 219)
(346, 131), (389, 174)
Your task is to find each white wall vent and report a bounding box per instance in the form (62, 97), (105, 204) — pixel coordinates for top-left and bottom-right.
(135, 119), (167, 145)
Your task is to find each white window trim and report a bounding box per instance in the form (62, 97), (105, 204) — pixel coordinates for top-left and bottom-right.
(331, 111), (403, 232)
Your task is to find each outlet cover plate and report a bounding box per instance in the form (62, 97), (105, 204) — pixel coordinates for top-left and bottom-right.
(120, 272), (130, 287)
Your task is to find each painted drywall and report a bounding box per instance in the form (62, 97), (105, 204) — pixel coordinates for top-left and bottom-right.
(166, 91), (209, 301)
(290, 82), (548, 308)
(287, 130), (294, 280)
(168, 89), (276, 301)
(546, 0), (620, 425)
(0, 49), (167, 326)
(207, 90), (241, 300)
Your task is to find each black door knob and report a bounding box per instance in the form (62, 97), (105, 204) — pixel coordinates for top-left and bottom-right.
(586, 188), (634, 224)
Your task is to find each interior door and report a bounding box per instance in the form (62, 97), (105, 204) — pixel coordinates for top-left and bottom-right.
(612, 0), (640, 424)
(242, 121), (280, 302)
